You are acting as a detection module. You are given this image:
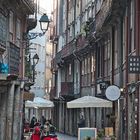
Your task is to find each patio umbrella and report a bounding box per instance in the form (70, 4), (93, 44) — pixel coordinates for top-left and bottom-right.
(33, 97), (54, 108)
(25, 100), (36, 108)
(67, 96), (112, 108)
(25, 97), (54, 108)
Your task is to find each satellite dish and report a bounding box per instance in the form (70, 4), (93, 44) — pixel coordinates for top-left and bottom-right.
(105, 85), (120, 101)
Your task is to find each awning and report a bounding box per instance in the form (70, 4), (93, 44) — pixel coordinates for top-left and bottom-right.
(33, 97), (54, 108)
(25, 97), (54, 108)
(67, 96), (112, 108)
(25, 100), (35, 108)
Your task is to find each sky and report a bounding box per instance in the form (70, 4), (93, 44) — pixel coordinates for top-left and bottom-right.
(39, 0), (52, 14)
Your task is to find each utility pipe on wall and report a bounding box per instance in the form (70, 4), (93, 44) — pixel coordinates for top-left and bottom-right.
(135, 0), (140, 139)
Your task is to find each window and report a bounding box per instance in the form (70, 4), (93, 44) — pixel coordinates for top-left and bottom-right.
(9, 11), (14, 33)
(114, 29), (118, 68)
(91, 54), (95, 83)
(16, 18), (21, 39)
(104, 34), (111, 77)
(9, 11), (14, 42)
(81, 55), (95, 86)
(69, 63), (71, 75)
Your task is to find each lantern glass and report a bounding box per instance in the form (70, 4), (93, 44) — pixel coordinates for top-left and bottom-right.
(39, 13), (50, 34)
(33, 53), (39, 65)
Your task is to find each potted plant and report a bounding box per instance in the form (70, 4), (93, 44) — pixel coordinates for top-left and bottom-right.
(96, 129), (104, 140)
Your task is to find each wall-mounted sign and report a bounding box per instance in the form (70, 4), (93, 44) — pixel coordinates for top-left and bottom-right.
(0, 63), (9, 74)
(105, 85), (120, 101)
(78, 128), (97, 140)
(128, 56), (140, 73)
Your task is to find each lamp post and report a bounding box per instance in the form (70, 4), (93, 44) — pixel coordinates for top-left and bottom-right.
(39, 13), (50, 34)
(25, 13), (50, 40)
(32, 53), (39, 83)
(25, 13), (50, 81)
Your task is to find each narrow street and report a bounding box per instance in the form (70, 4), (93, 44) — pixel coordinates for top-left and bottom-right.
(1, 0), (140, 140)
(24, 132), (77, 140)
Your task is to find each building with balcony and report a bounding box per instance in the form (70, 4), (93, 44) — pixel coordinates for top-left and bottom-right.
(51, 0), (140, 139)
(0, 0), (37, 139)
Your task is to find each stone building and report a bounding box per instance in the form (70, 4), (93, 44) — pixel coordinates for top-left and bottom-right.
(0, 0), (36, 139)
(51, 0), (140, 140)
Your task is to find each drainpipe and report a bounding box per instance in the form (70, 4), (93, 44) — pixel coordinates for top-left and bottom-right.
(111, 26), (115, 133)
(125, 13), (129, 140)
(135, 0), (140, 139)
(66, 0), (69, 44)
(119, 19), (124, 140)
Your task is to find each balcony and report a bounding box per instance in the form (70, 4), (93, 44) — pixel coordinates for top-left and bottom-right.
(61, 82), (74, 97)
(95, 0), (112, 31)
(9, 42), (20, 75)
(76, 34), (89, 52)
(62, 40), (76, 58)
(27, 14), (37, 31)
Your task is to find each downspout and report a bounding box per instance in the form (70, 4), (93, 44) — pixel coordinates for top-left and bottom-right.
(111, 26), (115, 134)
(119, 18), (124, 140)
(66, 0), (69, 44)
(125, 12), (129, 140)
(135, 0), (140, 139)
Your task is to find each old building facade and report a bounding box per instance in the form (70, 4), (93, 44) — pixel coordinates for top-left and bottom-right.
(51, 0), (140, 139)
(0, 0), (37, 139)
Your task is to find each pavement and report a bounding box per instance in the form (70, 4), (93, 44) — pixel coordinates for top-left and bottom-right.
(24, 132), (78, 140)
(56, 132), (77, 140)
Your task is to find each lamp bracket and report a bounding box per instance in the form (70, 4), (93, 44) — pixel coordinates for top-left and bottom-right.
(28, 32), (44, 40)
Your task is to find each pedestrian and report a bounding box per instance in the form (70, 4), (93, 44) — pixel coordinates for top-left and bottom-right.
(78, 115), (85, 128)
(40, 115), (46, 126)
(30, 115), (37, 128)
(44, 121), (50, 136)
(48, 119), (56, 134)
(31, 126), (41, 140)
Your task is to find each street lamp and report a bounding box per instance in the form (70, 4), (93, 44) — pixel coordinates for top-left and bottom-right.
(32, 53), (39, 82)
(26, 13), (50, 40)
(39, 13), (50, 34)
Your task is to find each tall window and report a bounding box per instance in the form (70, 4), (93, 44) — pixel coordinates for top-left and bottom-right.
(9, 11), (14, 42)
(129, 0), (135, 53)
(91, 53), (95, 83)
(16, 18), (21, 47)
(81, 54), (95, 86)
(114, 29), (118, 68)
(69, 63), (72, 75)
(104, 34), (111, 77)
(16, 18), (21, 39)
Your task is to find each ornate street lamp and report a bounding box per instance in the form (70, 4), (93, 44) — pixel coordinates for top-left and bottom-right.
(32, 53), (39, 82)
(33, 53), (39, 65)
(39, 13), (50, 34)
(26, 13), (50, 40)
